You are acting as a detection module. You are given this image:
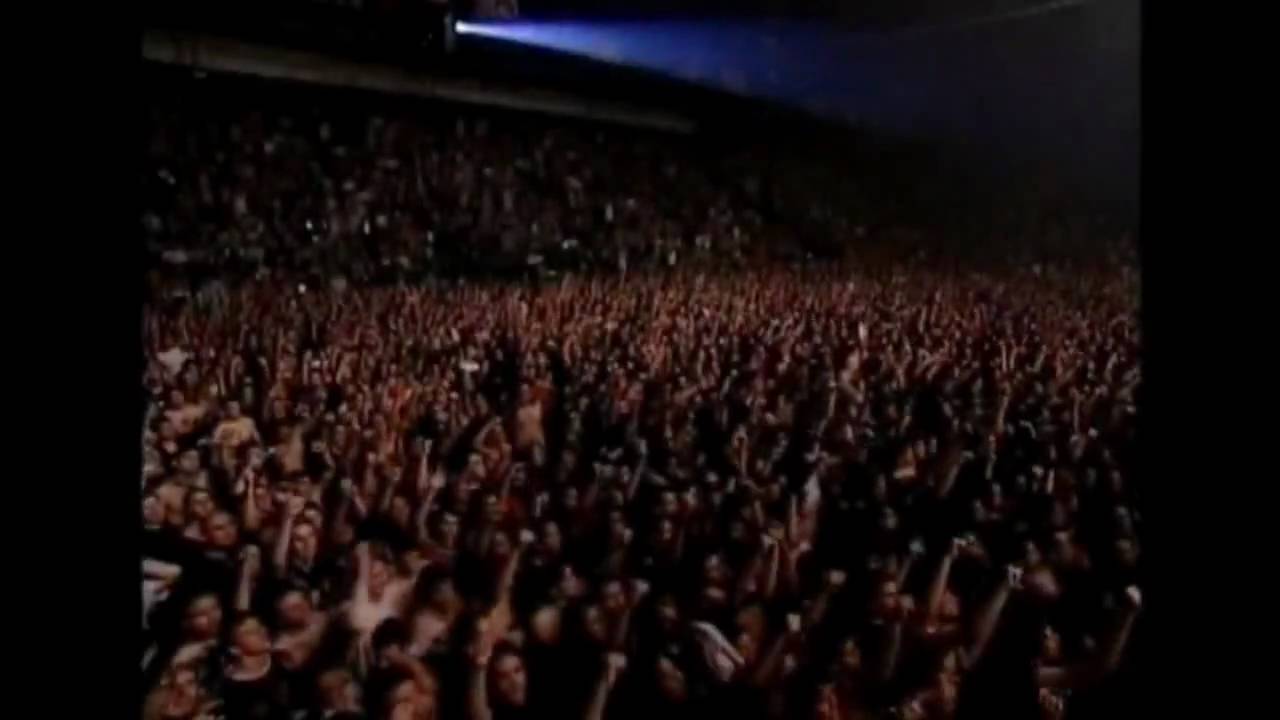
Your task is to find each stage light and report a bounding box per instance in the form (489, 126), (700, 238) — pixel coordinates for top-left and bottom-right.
(448, 0), (1134, 185)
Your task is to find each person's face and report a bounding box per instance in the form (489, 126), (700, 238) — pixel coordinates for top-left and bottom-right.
(539, 521), (563, 556)
(1022, 540), (1043, 568)
(188, 490), (214, 520)
(491, 531), (514, 560)
(561, 487), (580, 511)
(391, 496), (412, 528)
(179, 450), (200, 475)
(389, 674), (438, 720)
(656, 656), (688, 703)
(226, 400), (242, 420)
(483, 494), (502, 524)
(169, 389), (185, 409)
(970, 499), (988, 525)
(1041, 626), (1062, 662)
(492, 653), (528, 707)
(659, 491), (679, 517)
(369, 558), (392, 595)
(583, 604), (610, 645)
(291, 522), (319, 563)
(204, 512), (238, 549)
(143, 495), (165, 527)
(814, 683), (839, 720)
(159, 419), (177, 441)
(438, 513), (460, 548)
(841, 637), (863, 674)
(253, 483), (273, 514)
(704, 554), (729, 586)
(277, 591), (312, 630)
(185, 595), (223, 641)
(607, 512), (628, 546)
(530, 605), (561, 645)
(872, 580), (901, 619)
(601, 580), (627, 615)
(1114, 537), (1139, 568)
(878, 507), (899, 533)
(319, 669), (360, 711)
(428, 577), (461, 614)
(234, 617), (272, 656)
(656, 594), (680, 631)
(657, 517), (676, 544)
(557, 565), (585, 601)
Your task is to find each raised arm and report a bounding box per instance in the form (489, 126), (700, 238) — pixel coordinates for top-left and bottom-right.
(923, 540), (960, 626)
(467, 621), (494, 720)
(273, 495), (306, 576)
(966, 565), (1018, 667)
(1037, 586), (1142, 688)
(584, 653), (627, 720)
(235, 545), (261, 613)
(752, 619), (801, 688)
(241, 468), (262, 534)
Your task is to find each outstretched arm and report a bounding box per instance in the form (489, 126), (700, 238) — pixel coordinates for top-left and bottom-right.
(1036, 586), (1142, 689)
(924, 540), (960, 627)
(965, 565), (1017, 667)
(468, 625), (494, 720)
(584, 653), (627, 720)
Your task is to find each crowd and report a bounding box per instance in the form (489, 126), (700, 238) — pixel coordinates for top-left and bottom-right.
(142, 70), (1142, 720)
(143, 67), (779, 290)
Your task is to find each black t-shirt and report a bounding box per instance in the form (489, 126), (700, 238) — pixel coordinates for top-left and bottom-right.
(223, 662), (289, 720)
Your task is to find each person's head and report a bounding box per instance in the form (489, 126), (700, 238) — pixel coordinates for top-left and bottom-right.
(186, 489), (215, 522)
(276, 589), (314, 630)
(179, 448), (201, 476)
(559, 485), (580, 513)
(183, 594), (223, 642)
(601, 578), (628, 616)
(490, 647), (528, 707)
(374, 618), (410, 666)
(1040, 625), (1063, 663)
(467, 452), (487, 480)
(1021, 539), (1044, 568)
(607, 510), (629, 547)
(538, 519), (563, 557)
(158, 665), (203, 718)
(582, 603), (610, 645)
(839, 636), (863, 674)
(226, 400), (243, 420)
(655, 592), (681, 632)
(203, 511), (239, 550)
(390, 495), (413, 529)
(143, 493), (166, 528)
(437, 511), (461, 549)
(318, 668), (362, 712)
(658, 490), (680, 518)
(655, 655), (688, 703)
(231, 615), (272, 658)
(481, 492), (503, 524)
(530, 604), (562, 646)
(871, 578), (903, 620)
(158, 417), (177, 442)
(1114, 536), (1140, 569)
(417, 570), (462, 615)
(368, 544), (395, 596)
(877, 506), (899, 534)
(703, 553), (730, 587)
(490, 530), (514, 561)
(387, 672), (439, 720)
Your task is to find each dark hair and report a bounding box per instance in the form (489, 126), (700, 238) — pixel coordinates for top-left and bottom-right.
(372, 617), (408, 653)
